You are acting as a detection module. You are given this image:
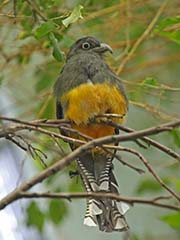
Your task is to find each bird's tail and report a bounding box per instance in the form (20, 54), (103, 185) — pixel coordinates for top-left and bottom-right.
(77, 152), (129, 232)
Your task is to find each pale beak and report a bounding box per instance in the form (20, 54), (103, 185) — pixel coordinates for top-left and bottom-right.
(94, 43), (113, 54)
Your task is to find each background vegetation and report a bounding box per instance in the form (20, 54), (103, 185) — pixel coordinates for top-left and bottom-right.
(0, 0), (180, 239)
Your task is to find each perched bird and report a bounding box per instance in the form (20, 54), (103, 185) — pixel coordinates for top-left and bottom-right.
(54, 36), (129, 232)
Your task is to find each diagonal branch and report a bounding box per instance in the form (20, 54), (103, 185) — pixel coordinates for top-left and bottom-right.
(106, 145), (180, 201)
(116, 0), (169, 74)
(0, 119), (180, 210)
(100, 119), (180, 161)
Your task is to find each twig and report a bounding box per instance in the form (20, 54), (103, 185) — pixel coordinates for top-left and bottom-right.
(6, 134), (28, 151)
(13, 0), (17, 18)
(130, 100), (178, 121)
(25, 0), (47, 21)
(18, 191), (179, 211)
(106, 145), (180, 201)
(103, 147), (145, 174)
(1, 117), (180, 161)
(116, 0), (169, 74)
(0, 120), (180, 209)
(100, 119), (180, 162)
(6, 133), (48, 168)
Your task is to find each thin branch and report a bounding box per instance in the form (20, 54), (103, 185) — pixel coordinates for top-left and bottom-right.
(1, 117), (180, 162)
(6, 133), (48, 168)
(100, 119), (180, 162)
(13, 0), (17, 18)
(103, 147), (145, 175)
(25, 0), (47, 21)
(106, 145), (180, 201)
(18, 191), (179, 211)
(116, 0), (169, 74)
(0, 119), (180, 210)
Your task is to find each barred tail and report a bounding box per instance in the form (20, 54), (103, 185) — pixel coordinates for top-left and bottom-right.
(77, 152), (130, 232)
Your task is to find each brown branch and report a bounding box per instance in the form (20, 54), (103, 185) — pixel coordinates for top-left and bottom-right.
(106, 145), (180, 201)
(100, 119), (180, 162)
(6, 133), (48, 167)
(1, 117), (180, 141)
(0, 121), (84, 146)
(13, 0), (17, 18)
(0, 119), (180, 210)
(102, 147), (145, 174)
(116, 0), (169, 74)
(1, 117), (180, 162)
(18, 191), (179, 211)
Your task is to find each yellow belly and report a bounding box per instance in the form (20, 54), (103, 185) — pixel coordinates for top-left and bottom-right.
(60, 83), (127, 138)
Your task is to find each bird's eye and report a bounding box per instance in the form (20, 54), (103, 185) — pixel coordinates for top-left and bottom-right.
(82, 42), (91, 50)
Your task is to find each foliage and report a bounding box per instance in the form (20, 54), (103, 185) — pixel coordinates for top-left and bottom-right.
(161, 212), (180, 229)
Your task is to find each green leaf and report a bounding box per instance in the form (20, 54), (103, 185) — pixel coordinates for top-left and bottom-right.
(35, 74), (51, 93)
(135, 178), (169, 194)
(155, 16), (180, 32)
(155, 16), (180, 44)
(68, 177), (83, 192)
(48, 199), (68, 224)
(37, 96), (55, 119)
(173, 179), (180, 191)
(170, 129), (180, 148)
(49, 32), (64, 62)
(141, 77), (159, 87)
(34, 21), (57, 40)
(0, 76), (3, 86)
(62, 5), (83, 27)
(161, 212), (180, 229)
(26, 201), (45, 232)
(158, 31), (180, 45)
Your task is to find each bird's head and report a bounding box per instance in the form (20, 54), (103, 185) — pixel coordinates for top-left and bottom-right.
(67, 36), (113, 59)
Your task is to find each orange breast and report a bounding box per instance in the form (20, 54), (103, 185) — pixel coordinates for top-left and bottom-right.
(60, 83), (127, 138)
(73, 124), (115, 139)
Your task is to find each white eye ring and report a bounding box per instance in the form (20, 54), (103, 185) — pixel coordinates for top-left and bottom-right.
(82, 42), (91, 50)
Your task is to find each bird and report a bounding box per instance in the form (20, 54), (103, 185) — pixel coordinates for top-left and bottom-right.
(54, 36), (129, 232)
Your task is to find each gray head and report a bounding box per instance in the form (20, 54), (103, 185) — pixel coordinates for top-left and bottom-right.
(67, 36), (113, 60)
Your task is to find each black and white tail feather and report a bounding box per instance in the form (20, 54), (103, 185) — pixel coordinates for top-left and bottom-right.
(77, 152), (129, 232)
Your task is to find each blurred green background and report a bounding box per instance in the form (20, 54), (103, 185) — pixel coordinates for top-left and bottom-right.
(0, 0), (180, 239)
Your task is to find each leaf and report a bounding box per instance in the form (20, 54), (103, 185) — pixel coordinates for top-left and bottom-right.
(158, 31), (180, 45)
(26, 201), (45, 232)
(34, 21), (57, 40)
(35, 64), (58, 93)
(173, 179), (180, 191)
(68, 177), (83, 192)
(155, 16), (180, 32)
(37, 95), (55, 119)
(48, 199), (68, 224)
(62, 5), (83, 27)
(141, 77), (159, 87)
(135, 178), (169, 194)
(0, 76), (3, 86)
(35, 73), (52, 93)
(155, 16), (180, 44)
(161, 212), (180, 229)
(49, 32), (65, 62)
(170, 129), (180, 148)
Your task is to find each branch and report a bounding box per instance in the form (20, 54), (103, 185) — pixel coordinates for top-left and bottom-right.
(1, 117), (180, 142)
(19, 192), (180, 211)
(100, 119), (180, 161)
(106, 145), (180, 201)
(25, 0), (47, 21)
(0, 119), (180, 209)
(116, 0), (169, 74)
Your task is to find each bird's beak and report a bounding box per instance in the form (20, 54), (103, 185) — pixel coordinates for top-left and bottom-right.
(94, 43), (113, 54)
